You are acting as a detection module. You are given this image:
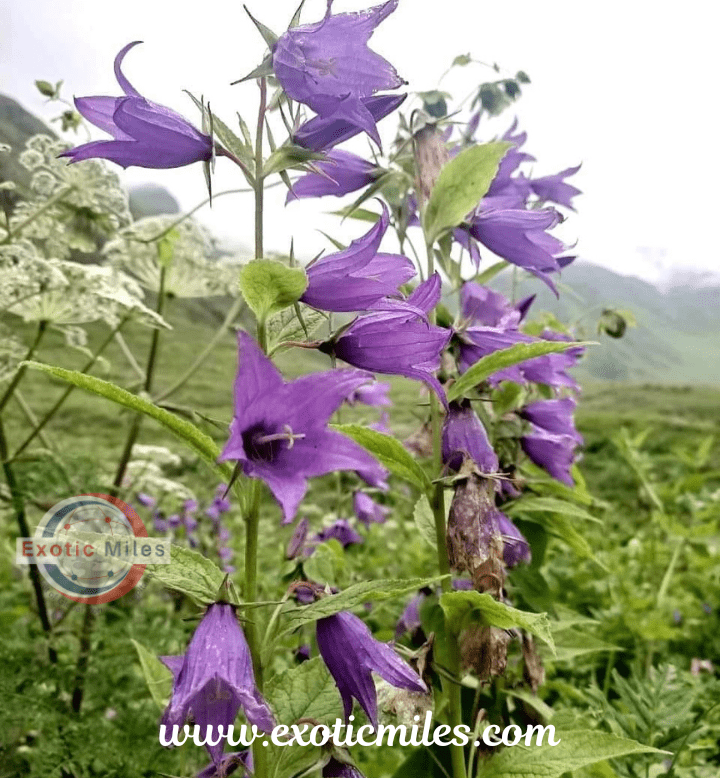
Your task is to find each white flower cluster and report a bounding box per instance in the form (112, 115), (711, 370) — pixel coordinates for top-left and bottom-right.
(104, 216), (243, 299)
(117, 445), (196, 506)
(7, 135), (131, 259)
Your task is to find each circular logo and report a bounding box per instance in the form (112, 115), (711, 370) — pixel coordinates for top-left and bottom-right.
(35, 493), (147, 604)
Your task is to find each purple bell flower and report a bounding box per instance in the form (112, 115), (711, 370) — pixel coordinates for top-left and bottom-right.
(301, 203), (415, 312)
(530, 164), (582, 210)
(160, 603), (274, 765)
(521, 428), (579, 486)
(496, 512), (531, 567)
(348, 381), (392, 407)
(330, 274), (451, 406)
(520, 397), (583, 443)
(460, 282), (528, 329)
(468, 207), (566, 294)
(394, 592), (425, 639)
(288, 150), (380, 201)
(442, 400), (499, 474)
(219, 332), (387, 523)
(353, 492), (390, 525)
(286, 517), (310, 560)
(60, 42), (212, 170)
(273, 0), (405, 148)
(323, 757), (366, 778)
(316, 610), (427, 726)
(137, 492), (155, 508)
(196, 750), (252, 778)
(312, 519), (364, 548)
(294, 93), (407, 151)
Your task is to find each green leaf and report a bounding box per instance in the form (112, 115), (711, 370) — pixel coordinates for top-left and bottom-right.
(508, 509), (602, 565)
(281, 577), (447, 632)
(266, 657), (342, 778)
(476, 729), (666, 778)
(413, 496), (437, 548)
(264, 145), (327, 177)
(439, 591), (555, 653)
(423, 141), (511, 243)
(549, 628), (624, 663)
(131, 639), (173, 709)
(35, 79), (56, 98)
(330, 207), (382, 223)
(267, 303), (327, 351)
(452, 53), (472, 67)
(332, 424), (432, 492)
(239, 260), (307, 323)
(22, 362), (233, 480)
(243, 5), (278, 48)
(231, 53), (275, 85)
(505, 496), (600, 524)
(447, 341), (592, 403)
(473, 260), (509, 285)
(147, 544), (228, 605)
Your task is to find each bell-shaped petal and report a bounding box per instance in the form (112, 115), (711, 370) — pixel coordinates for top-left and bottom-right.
(530, 164), (582, 210)
(353, 491), (390, 525)
(60, 42), (212, 170)
(288, 150), (380, 201)
(160, 603), (274, 765)
(316, 610), (426, 726)
(301, 204), (416, 312)
(496, 512), (531, 567)
(520, 397), (583, 443)
(442, 400), (499, 474)
(330, 275), (451, 406)
(521, 427), (579, 486)
(312, 519), (364, 548)
(274, 0), (404, 134)
(219, 332), (387, 523)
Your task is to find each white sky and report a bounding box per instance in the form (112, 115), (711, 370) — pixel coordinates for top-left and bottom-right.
(3, 0), (719, 285)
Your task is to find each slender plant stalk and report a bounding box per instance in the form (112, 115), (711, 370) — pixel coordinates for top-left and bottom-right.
(111, 271), (167, 495)
(13, 390), (55, 451)
(71, 603), (95, 713)
(0, 320), (47, 414)
(0, 415), (57, 663)
(11, 317), (129, 461)
(425, 240), (468, 778)
(0, 185), (74, 244)
(247, 75), (268, 778)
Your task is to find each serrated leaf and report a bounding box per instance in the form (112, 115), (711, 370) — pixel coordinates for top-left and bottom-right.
(266, 657), (342, 778)
(267, 303), (327, 350)
(131, 639), (173, 709)
(332, 424), (432, 492)
(423, 141), (511, 243)
(509, 509), (601, 565)
(476, 729), (667, 778)
(505, 497), (600, 523)
(147, 544), (228, 605)
(413, 496), (437, 548)
(239, 260), (307, 323)
(548, 628), (624, 662)
(281, 577), (447, 632)
(22, 362), (233, 480)
(448, 341), (592, 402)
(439, 591), (555, 653)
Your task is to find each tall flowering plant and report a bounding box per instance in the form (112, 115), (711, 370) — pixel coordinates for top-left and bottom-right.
(2, 4), (661, 778)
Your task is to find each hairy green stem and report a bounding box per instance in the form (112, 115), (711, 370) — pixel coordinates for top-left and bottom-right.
(11, 317), (128, 462)
(0, 415), (57, 663)
(425, 240), (467, 778)
(247, 75), (268, 778)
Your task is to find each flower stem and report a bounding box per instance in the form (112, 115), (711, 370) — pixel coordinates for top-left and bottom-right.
(11, 317), (129, 462)
(111, 270), (167, 496)
(0, 319), (47, 414)
(0, 185), (75, 244)
(247, 75), (268, 778)
(425, 241), (467, 778)
(71, 602), (95, 713)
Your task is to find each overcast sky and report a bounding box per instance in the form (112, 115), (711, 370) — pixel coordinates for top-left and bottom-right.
(3, 0), (718, 286)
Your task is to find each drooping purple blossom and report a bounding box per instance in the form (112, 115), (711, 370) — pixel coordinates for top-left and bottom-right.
(294, 93), (407, 151)
(442, 400), (499, 474)
(348, 381), (392, 407)
(137, 492), (155, 508)
(323, 756), (366, 778)
(288, 150), (380, 201)
(520, 397), (583, 443)
(286, 517), (310, 560)
(530, 164), (582, 210)
(160, 603), (274, 765)
(301, 204), (415, 312)
(316, 610), (426, 726)
(521, 428), (579, 486)
(273, 0), (405, 149)
(496, 512), (531, 567)
(312, 519), (364, 548)
(368, 412), (391, 435)
(60, 42), (213, 169)
(460, 282), (531, 329)
(394, 592), (425, 639)
(329, 274), (451, 406)
(353, 491), (390, 525)
(219, 332), (387, 523)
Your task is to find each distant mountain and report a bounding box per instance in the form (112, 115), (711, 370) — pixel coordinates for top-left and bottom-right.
(128, 184), (180, 219)
(494, 263), (720, 385)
